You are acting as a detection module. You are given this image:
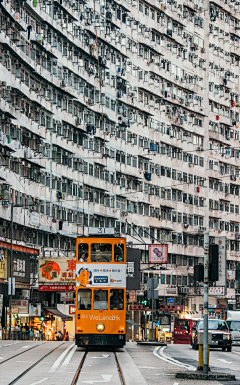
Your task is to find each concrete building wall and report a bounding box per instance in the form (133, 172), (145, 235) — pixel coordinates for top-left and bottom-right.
(0, 0), (239, 314)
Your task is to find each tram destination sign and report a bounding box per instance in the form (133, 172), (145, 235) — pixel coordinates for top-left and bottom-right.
(88, 227), (115, 235)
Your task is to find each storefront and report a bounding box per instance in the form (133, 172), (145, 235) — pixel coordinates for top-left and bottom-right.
(38, 257), (76, 340)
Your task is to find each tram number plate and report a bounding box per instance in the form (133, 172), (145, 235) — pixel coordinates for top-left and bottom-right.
(94, 276), (108, 284)
(119, 335), (124, 339)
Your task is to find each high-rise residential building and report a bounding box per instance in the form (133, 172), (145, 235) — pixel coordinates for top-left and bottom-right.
(0, 0), (239, 319)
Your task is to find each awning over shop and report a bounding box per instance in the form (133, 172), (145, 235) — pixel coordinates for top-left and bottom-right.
(44, 307), (73, 322)
(126, 319), (140, 328)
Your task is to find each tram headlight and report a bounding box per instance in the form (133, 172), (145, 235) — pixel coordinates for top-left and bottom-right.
(96, 323), (105, 332)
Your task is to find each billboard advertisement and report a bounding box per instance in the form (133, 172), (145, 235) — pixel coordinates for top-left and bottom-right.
(126, 247), (141, 290)
(75, 264), (126, 288)
(215, 237), (226, 287)
(149, 244), (168, 264)
(38, 257), (76, 283)
(8, 252), (30, 283)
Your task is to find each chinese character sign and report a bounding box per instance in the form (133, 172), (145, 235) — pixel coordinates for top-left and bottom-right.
(215, 237), (226, 287)
(149, 245), (168, 264)
(0, 251), (7, 280)
(38, 257), (76, 283)
(8, 253), (30, 283)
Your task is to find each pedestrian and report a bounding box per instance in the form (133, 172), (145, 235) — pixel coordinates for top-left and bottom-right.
(21, 324), (26, 340)
(64, 332), (69, 341)
(34, 328), (40, 341)
(29, 327), (34, 341)
(25, 323), (29, 339)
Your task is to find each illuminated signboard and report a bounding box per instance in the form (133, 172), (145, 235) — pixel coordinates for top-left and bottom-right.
(94, 276), (108, 284)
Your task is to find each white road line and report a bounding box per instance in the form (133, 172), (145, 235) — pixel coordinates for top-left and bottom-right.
(49, 343), (74, 373)
(173, 383), (179, 385)
(153, 347), (196, 372)
(22, 346), (29, 348)
(29, 378), (48, 385)
(233, 351), (240, 355)
(217, 359), (232, 364)
(59, 345), (77, 371)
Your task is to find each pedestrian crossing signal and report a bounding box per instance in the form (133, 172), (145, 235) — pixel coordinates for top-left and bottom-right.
(40, 316), (44, 322)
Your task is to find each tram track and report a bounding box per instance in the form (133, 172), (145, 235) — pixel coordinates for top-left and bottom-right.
(5, 342), (66, 385)
(71, 350), (126, 385)
(0, 341), (48, 365)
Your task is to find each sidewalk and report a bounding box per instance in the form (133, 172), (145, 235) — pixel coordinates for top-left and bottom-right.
(124, 342), (224, 385)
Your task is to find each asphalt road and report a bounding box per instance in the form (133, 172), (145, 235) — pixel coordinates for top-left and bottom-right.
(0, 340), (239, 385)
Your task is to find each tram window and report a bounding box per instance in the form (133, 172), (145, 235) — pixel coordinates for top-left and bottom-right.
(91, 244), (112, 262)
(78, 243), (88, 262)
(110, 289), (124, 310)
(114, 243), (124, 262)
(78, 289), (92, 310)
(94, 289), (108, 310)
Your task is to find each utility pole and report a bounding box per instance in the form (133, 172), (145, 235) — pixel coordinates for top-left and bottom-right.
(151, 278), (154, 342)
(8, 202), (14, 340)
(203, 231), (209, 375)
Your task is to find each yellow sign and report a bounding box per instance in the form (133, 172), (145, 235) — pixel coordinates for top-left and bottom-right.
(0, 251), (7, 279)
(38, 257), (76, 283)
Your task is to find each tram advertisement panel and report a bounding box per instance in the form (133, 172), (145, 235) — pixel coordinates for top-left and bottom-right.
(76, 264), (126, 288)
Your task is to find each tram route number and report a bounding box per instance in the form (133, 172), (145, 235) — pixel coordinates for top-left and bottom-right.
(94, 276), (108, 284)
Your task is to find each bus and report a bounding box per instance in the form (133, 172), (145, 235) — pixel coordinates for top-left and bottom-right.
(173, 318), (200, 344)
(75, 236), (126, 348)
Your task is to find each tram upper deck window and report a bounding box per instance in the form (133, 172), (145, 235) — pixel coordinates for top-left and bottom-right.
(114, 243), (124, 262)
(78, 289), (92, 310)
(94, 289), (108, 310)
(110, 289), (124, 310)
(91, 244), (112, 262)
(78, 243), (88, 262)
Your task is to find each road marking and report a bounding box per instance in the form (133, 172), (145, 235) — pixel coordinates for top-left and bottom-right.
(233, 351), (240, 355)
(173, 383), (179, 385)
(217, 359), (232, 364)
(22, 346), (29, 348)
(82, 375), (113, 384)
(90, 354), (109, 359)
(153, 347), (196, 372)
(60, 345), (77, 371)
(29, 378), (48, 385)
(49, 343), (74, 373)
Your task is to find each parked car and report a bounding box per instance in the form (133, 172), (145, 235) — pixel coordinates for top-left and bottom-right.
(192, 319), (232, 351)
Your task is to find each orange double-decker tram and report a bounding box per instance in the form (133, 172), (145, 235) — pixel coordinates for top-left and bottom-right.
(75, 236), (126, 348)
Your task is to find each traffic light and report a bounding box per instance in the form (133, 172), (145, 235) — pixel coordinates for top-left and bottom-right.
(194, 264), (204, 282)
(40, 311), (44, 322)
(209, 244), (219, 282)
(184, 324), (190, 334)
(156, 299), (163, 309)
(141, 291), (148, 307)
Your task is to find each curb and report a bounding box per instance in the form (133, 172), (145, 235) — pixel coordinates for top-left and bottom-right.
(137, 342), (167, 346)
(175, 372), (236, 381)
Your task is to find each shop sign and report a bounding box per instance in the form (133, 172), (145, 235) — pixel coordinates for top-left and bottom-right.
(215, 237), (226, 287)
(128, 305), (145, 311)
(12, 299), (29, 307)
(166, 287), (178, 295)
(149, 244), (168, 264)
(0, 250), (7, 279)
(126, 248), (141, 290)
(30, 212), (40, 226)
(18, 307), (28, 314)
(29, 303), (41, 316)
(200, 287), (225, 295)
(129, 290), (137, 302)
(60, 292), (74, 301)
(8, 253), (30, 283)
(39, 284), (76, 291)
(11, 306), (18, 314)
(38, 257), (76, 283)
(69, 305), (76, 314)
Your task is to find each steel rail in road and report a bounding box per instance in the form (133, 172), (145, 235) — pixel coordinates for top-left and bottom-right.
(71, 350), (126, 385)
(0, 342), (48, 365)
(7, 343), (66, 385)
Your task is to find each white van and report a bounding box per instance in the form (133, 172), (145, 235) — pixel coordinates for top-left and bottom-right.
(226, 311), (240, 345)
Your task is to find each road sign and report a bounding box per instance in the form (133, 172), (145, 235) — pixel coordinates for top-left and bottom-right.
(147, 278), (158, 289)
(147, 289), (158, 299)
